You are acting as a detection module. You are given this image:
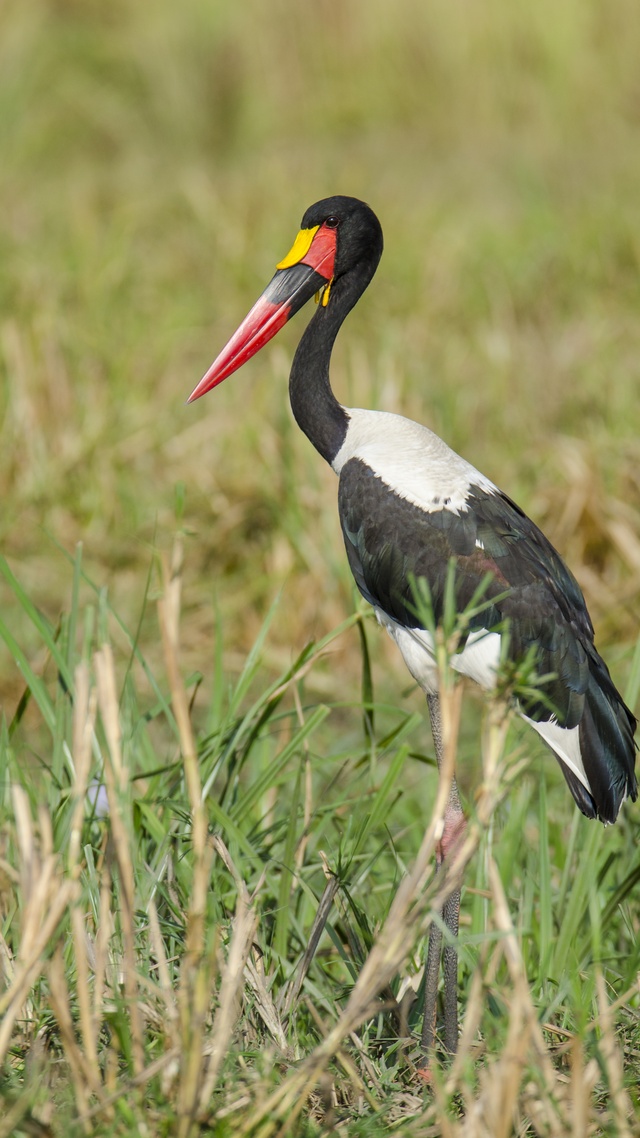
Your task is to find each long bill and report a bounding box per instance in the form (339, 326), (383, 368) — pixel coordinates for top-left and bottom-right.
(187, 222), (337, 402)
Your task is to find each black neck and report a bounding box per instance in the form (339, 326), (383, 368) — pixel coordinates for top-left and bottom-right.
(288, 255), (380, 465)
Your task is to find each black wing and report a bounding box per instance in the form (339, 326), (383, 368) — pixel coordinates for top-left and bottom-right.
(338, 458), (637, 821)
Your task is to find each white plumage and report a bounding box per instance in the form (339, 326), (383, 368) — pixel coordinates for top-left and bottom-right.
(332, 408), (497, 514)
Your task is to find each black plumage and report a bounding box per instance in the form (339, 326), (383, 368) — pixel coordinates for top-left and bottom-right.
(191, 195), (638, 1055)
(338, 458), (637, 823)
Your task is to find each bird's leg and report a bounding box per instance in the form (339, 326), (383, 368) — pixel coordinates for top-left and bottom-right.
(441, 880), (461, 1055)
(421, 693), (466, 1056)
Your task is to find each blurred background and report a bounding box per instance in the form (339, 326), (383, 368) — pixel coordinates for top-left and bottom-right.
(2, 0), (640, 717)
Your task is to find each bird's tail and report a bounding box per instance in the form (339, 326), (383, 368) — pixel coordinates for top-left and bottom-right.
(529, 654), (637, 824)
(574, 657), (637, 822)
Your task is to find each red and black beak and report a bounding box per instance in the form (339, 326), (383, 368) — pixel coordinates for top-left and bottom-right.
(187, 222), (338, 403)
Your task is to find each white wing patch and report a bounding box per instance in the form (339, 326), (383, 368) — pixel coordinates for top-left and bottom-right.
(332, 408), (497, 513)
(338, 408), (595, 804)
(377, 610), (593, 799)
(522, 715), (590, 795)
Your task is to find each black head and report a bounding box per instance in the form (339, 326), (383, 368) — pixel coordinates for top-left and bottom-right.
(188, 195), (383, 402)
(300, 196), (384, 282)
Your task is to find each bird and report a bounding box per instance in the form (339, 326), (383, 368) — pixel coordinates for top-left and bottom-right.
(188, 195), (638, 1056)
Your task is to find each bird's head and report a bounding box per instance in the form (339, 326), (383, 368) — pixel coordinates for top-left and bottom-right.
(298, 196), (383, 286)
(188, 196), (383, 402)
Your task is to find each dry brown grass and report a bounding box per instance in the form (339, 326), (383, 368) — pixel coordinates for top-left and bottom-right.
(1, 563), (637, 1133)
(2, 2), (640, 1133)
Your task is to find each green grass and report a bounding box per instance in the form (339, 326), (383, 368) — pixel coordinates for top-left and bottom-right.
(1, 0), (640, 1133)
(1, 553), (639, 1135)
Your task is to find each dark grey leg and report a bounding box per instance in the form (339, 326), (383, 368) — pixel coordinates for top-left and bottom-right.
(420, 694), (465, 1056)
(442, 885), (461, 1054)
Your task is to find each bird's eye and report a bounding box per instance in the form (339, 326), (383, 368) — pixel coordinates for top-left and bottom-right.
(324, 216), (339, 228)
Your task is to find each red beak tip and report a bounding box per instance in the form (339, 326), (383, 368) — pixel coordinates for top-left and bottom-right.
(186, 375), (211, 403)
(189, 259), (321, 407)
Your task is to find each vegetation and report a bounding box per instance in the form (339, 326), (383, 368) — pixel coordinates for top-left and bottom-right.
(1, 0), (640, 1133)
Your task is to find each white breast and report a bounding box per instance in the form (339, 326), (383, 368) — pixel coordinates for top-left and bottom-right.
(332, 408), (497, 514)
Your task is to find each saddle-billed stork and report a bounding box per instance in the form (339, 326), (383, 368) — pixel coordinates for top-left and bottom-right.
(188, 196), (638, 1055)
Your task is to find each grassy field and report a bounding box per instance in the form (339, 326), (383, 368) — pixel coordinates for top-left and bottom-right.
(1, 0), (640, 1133)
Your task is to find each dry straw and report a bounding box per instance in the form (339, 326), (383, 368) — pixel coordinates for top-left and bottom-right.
(0, 542), (636, 1136)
